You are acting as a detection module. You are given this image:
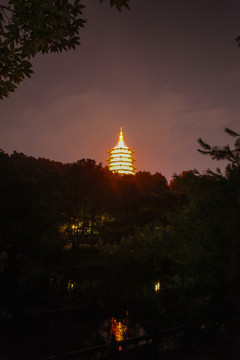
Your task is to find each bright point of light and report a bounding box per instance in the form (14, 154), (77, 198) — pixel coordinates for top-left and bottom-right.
(155, 281), (161, 292)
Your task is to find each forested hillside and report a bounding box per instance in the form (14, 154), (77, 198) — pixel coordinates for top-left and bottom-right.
(0, 129), (240, 357)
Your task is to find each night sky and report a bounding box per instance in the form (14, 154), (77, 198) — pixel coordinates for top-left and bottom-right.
(1, 0), (240, 181)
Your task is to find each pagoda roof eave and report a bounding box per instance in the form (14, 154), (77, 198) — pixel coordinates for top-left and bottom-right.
(108, 148), (135, 153)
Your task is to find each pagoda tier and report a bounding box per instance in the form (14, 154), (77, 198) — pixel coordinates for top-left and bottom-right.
(108, 128), (135, 175)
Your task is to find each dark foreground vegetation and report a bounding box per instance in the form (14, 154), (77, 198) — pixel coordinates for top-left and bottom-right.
(0, 128), (240, 359)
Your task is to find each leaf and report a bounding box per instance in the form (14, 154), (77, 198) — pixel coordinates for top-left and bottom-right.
(224, 128), (239, 138)
(197, 138), (212, 151)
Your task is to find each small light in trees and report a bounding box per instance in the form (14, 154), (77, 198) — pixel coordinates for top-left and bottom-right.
(67, 280), (74, 291)
(72, 224), (78, 235)
(154, 281), (161, 292)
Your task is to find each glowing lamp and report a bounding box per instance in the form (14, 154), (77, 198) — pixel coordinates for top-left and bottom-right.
(154, 281), (161, 292)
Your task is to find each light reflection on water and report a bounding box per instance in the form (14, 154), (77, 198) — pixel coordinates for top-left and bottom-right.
(98, 311), (146, 342)
(110, 313), (129, 341)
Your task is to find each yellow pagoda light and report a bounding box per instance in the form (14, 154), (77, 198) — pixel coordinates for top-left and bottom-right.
(108, 128), (135, 175)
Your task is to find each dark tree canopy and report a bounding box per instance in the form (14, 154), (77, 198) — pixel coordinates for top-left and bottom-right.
(0, 0), (130, 99)
(1, 133), (240, 358)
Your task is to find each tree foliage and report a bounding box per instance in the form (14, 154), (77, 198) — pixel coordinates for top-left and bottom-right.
(1, 129), (240, 357)
(0, 0), (130, 99)
(198, 127), (240, 174)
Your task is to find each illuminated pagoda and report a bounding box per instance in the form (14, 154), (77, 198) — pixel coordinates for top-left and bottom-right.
(108, 128), (135, 175)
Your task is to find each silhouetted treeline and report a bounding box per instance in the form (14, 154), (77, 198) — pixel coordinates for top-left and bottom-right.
(0, 150), (172, 256)
(0, 137), (240, 358)
(0, 150), (173, 309)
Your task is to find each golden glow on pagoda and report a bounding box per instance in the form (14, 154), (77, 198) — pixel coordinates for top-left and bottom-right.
(108, 128), (135, 175)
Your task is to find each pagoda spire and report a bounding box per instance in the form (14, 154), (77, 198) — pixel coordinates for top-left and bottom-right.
(119, 127), (123, 141)
(108, 128), (135, 175)
(115, 127), (127, 149)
